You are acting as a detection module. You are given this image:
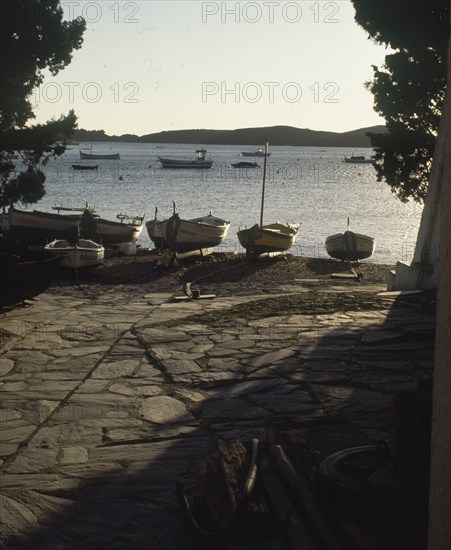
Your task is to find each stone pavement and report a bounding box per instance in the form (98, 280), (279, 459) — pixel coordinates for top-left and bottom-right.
(0, 281), (435, 549)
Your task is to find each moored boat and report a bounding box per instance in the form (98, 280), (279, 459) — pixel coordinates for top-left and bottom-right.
(71, 164), (98, 171)
(237, 141), (300, 258)
(325, 219), (375, 261)
(231, 161), (259, 168)
(344, 155), (375, 164)
(1, 152), (19, 161)
(157, 149), (213, 169)
(146, 204), (230, 255)
(79, 151), (120, 160)
(45, 238), (105, 270)
(241, 148), (270, 157)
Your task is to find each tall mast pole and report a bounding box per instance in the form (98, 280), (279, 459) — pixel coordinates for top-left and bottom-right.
(259, 140), (269, 228)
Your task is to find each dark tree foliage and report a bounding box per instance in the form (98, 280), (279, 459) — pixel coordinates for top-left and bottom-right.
(0, 0), (86, 208)
(351, 0), (449, 202)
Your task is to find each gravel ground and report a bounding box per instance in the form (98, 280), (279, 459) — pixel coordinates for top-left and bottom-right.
(74, 249), (394, 291)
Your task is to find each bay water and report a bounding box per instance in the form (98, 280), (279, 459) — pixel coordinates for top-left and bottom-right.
(26, 142), (422, 263)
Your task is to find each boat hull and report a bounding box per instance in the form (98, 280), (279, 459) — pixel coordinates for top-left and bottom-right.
(79, 151), (120, 160)
(5, 208), (81, 245)
(241, 151), (270, 157)
(231, 162), (259, 168)
(344, 157), (375, 164)
(157, 157), (212, 169)
(146, 214), (230, 253)
(325, 231), (375, 261)
(6, 208), (143, 246)
(71, 164), (98, 170)
(0, 239), (63, 305)
(237, 223), (300, 258)
(88, 218), (144, 246)
(45, 239), (105, 270)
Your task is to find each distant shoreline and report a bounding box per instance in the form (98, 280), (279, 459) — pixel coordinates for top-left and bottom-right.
(72, 124), (386, 148)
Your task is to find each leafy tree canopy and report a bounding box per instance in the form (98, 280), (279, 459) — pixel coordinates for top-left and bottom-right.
(351, 0), (449, 202)
(0, 0), (86, 209)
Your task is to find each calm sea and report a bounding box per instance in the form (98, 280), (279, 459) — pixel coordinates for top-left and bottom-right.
(21, 142), (422, 263)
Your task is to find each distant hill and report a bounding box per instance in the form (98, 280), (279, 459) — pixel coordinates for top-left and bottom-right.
(73, 125), (386, 147)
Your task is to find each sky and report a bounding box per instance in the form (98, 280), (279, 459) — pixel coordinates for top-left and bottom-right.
(32, 0), (390, 135)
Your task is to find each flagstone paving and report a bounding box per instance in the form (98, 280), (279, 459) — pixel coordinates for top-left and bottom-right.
(0, 282), (435, 549)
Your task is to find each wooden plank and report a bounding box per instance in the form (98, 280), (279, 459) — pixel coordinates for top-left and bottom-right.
(172, 294), (217, 302)
(259, 458), (316, 550)
(330, 273), (359, 280)
(270, 445), (343, 550)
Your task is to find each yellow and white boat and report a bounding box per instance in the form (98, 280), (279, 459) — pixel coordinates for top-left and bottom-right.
(237, 141), (300, 259)
(237, 222), (299, 258)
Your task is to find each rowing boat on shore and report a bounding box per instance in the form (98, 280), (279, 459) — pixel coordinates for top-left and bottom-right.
(45, 238), (105, 270)
(3, 206), (144, 246)
(325, 219), (375, 261)
(146, 204), (230, 256)
(79, 209), (144, 245)
(2, 207), (81, 244)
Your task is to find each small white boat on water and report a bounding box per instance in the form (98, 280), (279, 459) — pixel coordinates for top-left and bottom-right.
(146, 204), (230, 256)
(71, 164), (98, 171)
(157, 149), (213, 169)
(325, 219), (375, 261)
(79, 151), (120, 160)
(344, 155), (375, 164)
(231, 161), (259, 169)
(45, 238), (105, 270)
(241, 148), (270, 158)
(79, 144), (120, 160)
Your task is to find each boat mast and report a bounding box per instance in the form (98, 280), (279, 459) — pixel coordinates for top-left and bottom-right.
(259, 140), (269, 227)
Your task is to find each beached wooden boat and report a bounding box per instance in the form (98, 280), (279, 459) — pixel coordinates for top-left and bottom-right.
(79, 210), (144, 245)
(4, 207), (82, 244)
(237, 141), (300, 258)
(157, 149), (213, 169)
(146, 204), (230, 255)
(4, 207), (144, 246)
(0, 238), (63, 306)
(237, 222), (299, 257)
(45, 238), (104, 270)
(325, 219), (375, 261)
